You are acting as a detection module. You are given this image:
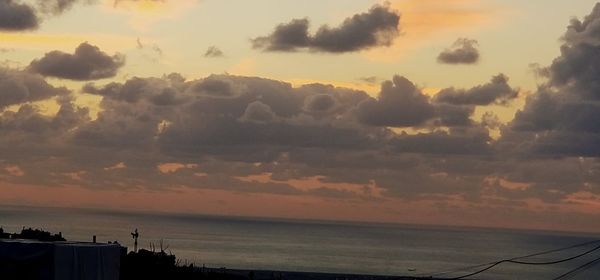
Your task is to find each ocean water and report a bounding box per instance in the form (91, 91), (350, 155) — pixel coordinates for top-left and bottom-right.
(0, 205), (599, 280)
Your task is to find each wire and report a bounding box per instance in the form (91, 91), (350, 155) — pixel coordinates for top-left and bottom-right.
(551, 255), (600, 280)
(448, 244), (600, 280)
(424, 239), (600, 278)
(420, 239), (600, 279)
(508, 243), (600, 265)
(450, 244), (600, 280)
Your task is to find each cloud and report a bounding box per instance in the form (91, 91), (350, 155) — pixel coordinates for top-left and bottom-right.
(356, 75), (435, 127)
(355, 75), (495, 128)
(1, 68), (599, 226)
(358, 76), (379, 85)
(252, 4), (400, 53)
(391, 127), (492, 155)
(0, 0), (39, 31)
(477, 3), (600, 208)
(189, 77), (242, 98)
(27, 42), (125, 81)
(0, 66), (552, 209)
(136, 38), (163, 62)
(481, 111), (501, 129)
(4, 2), (600, 231)
(437, 38), (480, 64)
(5, 3), (600, 223)
(434, 74), (518, 105)
(504, 3), (600, 157)
(365, 0), (498, 62)
(204, 46), (224, 58)
(433, 103), (474, 127)
(0, 67), (69, 109)
(303, 94), (337, 114)
(252, 19), (310, 52)
(36, 0), (95, 15)
(239, 101), (276, 123)
(0, 73), (494, 197)
(0, 0), (97, 32)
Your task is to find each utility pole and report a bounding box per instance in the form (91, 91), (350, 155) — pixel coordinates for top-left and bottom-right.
(131, 228), (139, 253)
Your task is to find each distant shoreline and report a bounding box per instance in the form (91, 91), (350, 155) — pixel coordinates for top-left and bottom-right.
(2, 203), (599, 237)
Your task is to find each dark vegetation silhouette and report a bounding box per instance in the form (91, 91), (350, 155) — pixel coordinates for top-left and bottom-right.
(121, 237), (248, 280)
(1, 228), (422, 280)
(0, 227), (65, 242)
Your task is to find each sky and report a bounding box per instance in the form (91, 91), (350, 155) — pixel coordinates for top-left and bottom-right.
(1, 0), (600, 233)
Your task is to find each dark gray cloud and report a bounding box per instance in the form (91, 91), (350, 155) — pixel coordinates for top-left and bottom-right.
(356, 75), (435, 127)
(0, 67), (69, 109)
(0, 0), (97, 32)
(189, 77), (240, 98)
(481, 3), (600, 205)
(546, 4), (600, 100)
(5, 3), (600, 212)
(356, 75), (485, 128)
(252, 4), (400, 53)
(0, 0), (38, 31)
(0, 73), (499, 200)
(251, 19), (312, 52)
(239, 101), (276, 123)
(504, 3), (600, 157)
(433, 103), (474, 127)
(27, 42), (125, 81)
(437, 38), (480, 65)
(1, 69), (598, 209)
(304, 94), (337, 114)
(434, 74), (519, 105)
(390, 127), (492, 155)
(481, 112), (501, 129)
(204, 46), (224, 58)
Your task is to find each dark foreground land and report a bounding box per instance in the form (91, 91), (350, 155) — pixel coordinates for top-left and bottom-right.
(122, 249), (428, 280)
(121, 250), (433, 280)
(204, 268), (427, 280)
(220, 269), (427, 280)
(1, 228), (434, 280)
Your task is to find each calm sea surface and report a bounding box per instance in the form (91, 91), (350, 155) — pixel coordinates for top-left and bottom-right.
(0, 205), (599, 279)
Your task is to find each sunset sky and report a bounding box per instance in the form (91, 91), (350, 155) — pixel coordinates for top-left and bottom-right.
(2, 0), (600, 233)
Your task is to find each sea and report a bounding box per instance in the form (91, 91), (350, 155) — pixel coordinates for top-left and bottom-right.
(0, 205), (599, 280)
